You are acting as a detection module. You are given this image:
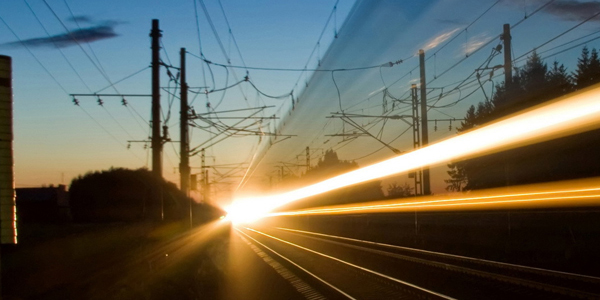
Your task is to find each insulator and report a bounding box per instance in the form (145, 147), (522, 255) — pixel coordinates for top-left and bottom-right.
(97, 98), (103, 106)
(121, 98), (128, 106)
(434, 120), (438, 132)
(162, 125), (169, 138)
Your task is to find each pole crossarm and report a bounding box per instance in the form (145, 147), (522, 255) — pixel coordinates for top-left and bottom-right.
(329, 113), (413, 126)
(189, 105), (275, 118)
(196, 116), (278, 120)
(70, 94), (152, 97)
(331, 114), (403, 154)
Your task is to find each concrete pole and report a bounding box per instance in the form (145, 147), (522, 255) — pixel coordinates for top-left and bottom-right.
(179, 48), (190, 195)
(151, 19), (163, 178)
(180, 48), (191, 227)
(503, 24), (512, 90)
(419, 49), (431, 195)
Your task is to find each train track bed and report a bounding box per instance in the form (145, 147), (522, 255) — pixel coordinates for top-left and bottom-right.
(240, 226), (600, 299)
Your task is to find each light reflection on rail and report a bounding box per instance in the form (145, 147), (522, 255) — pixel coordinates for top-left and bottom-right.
(240, 227), (456, 300)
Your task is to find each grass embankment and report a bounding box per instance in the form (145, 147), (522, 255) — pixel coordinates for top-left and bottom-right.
(2, 220), (230, 299)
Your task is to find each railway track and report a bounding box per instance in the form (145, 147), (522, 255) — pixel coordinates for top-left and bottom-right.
(237, 226), (600, 299)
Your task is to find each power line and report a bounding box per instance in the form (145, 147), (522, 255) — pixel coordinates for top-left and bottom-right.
(95, 66), (150, 93)
(192, 0), (209, 95)
(513, 9), (600, 63)
(197, 0), (250, 107)
(538, 34), (600, 62)
(42, 0), (119, 93)
(0, 15), (69, 94)
(23, 0), (92, 92)
(63, 0), (110, 77)
(510, 0), (556, 30)
(292, 0), (340, 91)
(216, 0), (248, 69)
(39, 0), (144, 141)
(190, 51), (405, 72)
(427, 0), (501, 62)
(1, 14), (147, 163)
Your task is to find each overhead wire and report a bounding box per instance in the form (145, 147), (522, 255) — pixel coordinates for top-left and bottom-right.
(43, 0), (151, 139)
(537, 34), (600, 62)
(23, 0), (92, 92)
(63, 0), (110, 77)
(512, 10), (600, 63)
(9, 2), (150, 162)
(291, 0), (340, 92)
(43, 0), (113, 89)
(1, 14), (145, 162)
(197, 54), (404, 72)
(510, 0), (556, 30)
(197, 0), (251, 108)
(192, 0), (209, 94)
(216, 0), (248, 68)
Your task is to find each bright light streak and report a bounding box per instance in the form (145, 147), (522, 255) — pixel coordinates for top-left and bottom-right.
(224, 199), (270, 224)
(229, 84), (600, 224)
(270, 178), (600, 216)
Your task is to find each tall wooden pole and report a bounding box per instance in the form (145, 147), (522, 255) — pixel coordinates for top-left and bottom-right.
(503, 24), (512, 90)
(180, 48), (191, 227)
(419, 49), (431, 195)
(151, 19), (162, 178)
(180, 48), (190, 195)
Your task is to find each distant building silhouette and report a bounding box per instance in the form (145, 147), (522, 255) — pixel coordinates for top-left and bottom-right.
(16, 185), (70, 222)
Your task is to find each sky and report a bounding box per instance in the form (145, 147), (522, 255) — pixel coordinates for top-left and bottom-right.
(2, 0), (600, 204)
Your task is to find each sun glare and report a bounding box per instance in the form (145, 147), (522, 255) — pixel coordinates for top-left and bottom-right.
(224, 197), (274, 224)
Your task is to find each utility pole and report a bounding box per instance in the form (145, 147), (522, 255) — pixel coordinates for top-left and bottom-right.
(180, 48), (190, 195)
(200, 148), (208, 202)
(503, 24), (512, 91)
(180, 48), (191, 227)
(410, 84), (422, 196)
(203, 169), (209, 202)
(419, 49), (431, 195)
(150, 19), (163, 178)
(502, 23), (512, 187)
(306, 146), (310, 172)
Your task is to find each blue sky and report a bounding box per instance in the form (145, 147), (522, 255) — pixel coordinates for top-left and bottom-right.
(2, 0), (600, 202)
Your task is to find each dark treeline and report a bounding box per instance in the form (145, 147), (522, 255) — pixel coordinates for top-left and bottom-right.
(277, 149), (383, 210)
(446, 47), (600, 191)
(69, 167), (222, 222)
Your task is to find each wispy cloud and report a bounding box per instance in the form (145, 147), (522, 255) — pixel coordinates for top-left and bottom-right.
(463, 33), (492, 56)
(545, 0), (600, 22)
(436, 18), (467, 26)
(67, 15), (94, 24)
(503, 0), (600, 22)
(422, 28), (461, 52)
(1, 18), (121, 49)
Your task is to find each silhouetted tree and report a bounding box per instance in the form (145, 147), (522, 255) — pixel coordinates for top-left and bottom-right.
(277, 150), (384, 211)
(547, 61), (575, 98)
(386, 182), (413, 198)
(446, 49), (580, 191)
(573, 46), (600, 88)
(70, 168), (190, 222)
